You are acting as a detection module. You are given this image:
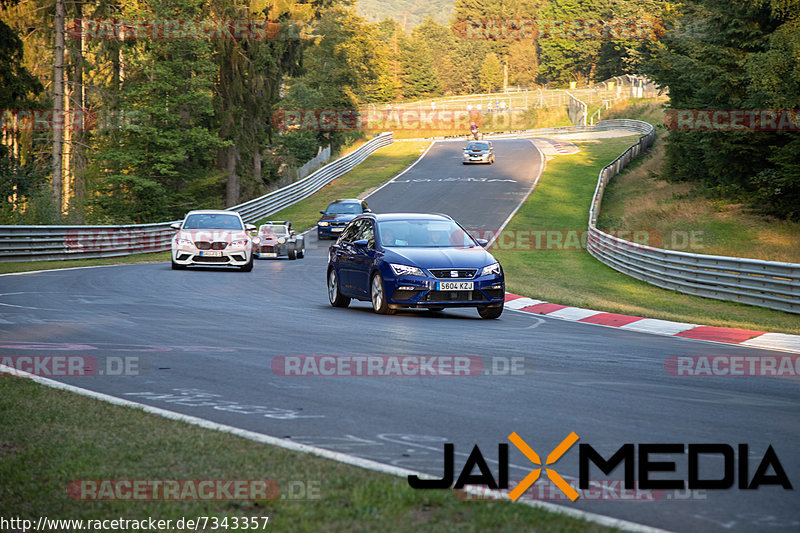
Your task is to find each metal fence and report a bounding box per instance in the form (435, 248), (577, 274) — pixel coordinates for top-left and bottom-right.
(586, 120), (799, 314)
(567, 92), (588, 126)
(0, 132), (393, 262)
(294, 145), (331, 180)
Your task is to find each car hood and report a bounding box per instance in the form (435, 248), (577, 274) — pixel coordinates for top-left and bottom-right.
(177, 229), (249, 242)
(319, 213), (358, 223)
(383, 247), (497, 269)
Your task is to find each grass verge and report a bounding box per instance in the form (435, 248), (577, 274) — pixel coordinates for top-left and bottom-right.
(598, 131), (800, 264)
(492, 136), (800, 335)
(0, 377), (619, 532)
(0, 251), (171, 275)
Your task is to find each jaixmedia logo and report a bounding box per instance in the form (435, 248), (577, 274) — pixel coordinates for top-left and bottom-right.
(408, 432), (793, 501)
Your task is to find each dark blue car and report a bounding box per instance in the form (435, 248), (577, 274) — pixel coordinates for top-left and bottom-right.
(326, 213), (505, 319)
(317, 198), (370, 240)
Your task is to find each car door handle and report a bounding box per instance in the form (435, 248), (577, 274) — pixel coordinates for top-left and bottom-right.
(348, 256), (355, 260)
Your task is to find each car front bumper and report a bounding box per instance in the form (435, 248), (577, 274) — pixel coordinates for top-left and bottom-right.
(257, 243), (288, 258)
(172, 247), (251, 266)
(381, 268), (505, 308)
(317, 226), (346, 238)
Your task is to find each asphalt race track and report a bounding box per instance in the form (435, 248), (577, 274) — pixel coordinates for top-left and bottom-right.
(2, 140), (798, 532)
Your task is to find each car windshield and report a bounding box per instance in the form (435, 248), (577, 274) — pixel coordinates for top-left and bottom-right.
(326, 202), (361, 214)
(377, 220), (479, 248)
(182, 213), (243, 230)
(466, 142), (489, 150)
(260, 225), (288, 236)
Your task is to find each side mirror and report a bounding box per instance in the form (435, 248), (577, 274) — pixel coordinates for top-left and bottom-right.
(477, 238), (489, 247)
(320, 211), (326, 215)
(363, 208), (372, 213)
(170, 222), (181, 230)
(245, 224), (256, 231)
(353, 239), (369, 248)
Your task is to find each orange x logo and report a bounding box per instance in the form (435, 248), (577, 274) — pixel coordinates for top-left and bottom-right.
(508, 432), (580, 501)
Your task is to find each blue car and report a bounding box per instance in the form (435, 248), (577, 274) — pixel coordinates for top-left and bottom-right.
(317, 198), (370, 240)
(326, 213), (505, 319)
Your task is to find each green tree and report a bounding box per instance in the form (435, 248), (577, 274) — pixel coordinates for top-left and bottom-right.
(0, 0), (49, 222)
(643, 0), (800, 220)
(90, 0), (225, 222)
(507, 40), (538, 87)
(400, 37), (441, 98)
(479, 52), (503, 92)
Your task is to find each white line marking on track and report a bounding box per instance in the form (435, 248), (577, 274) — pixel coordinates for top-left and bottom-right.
(366, 139), (436, 198)
(0, 264), (126, 277)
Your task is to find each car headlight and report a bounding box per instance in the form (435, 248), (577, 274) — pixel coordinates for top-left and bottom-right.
(481, 262), (501, 276)
(390, 264), (424, 277)
(230, 239), (249, 247)
(318, 221), (329, 227)
(252, 237), (261, 245)
(277, 237), (287, 244)
(174, 238), (193, 248)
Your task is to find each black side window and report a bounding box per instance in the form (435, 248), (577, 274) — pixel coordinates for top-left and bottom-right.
(359, 219), (375, 248)
(339, 220), (361, 243)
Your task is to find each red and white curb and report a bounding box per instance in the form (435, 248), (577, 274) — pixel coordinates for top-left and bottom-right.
(504, 293), (800, 354)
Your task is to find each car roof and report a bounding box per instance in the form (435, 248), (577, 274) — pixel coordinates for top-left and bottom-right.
(328, 198), (362, 204)
(185, 209), (240, 216)
(361, 213), (454, 222)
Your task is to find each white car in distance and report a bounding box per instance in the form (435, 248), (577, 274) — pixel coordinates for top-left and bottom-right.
(170, 210), (256, 272)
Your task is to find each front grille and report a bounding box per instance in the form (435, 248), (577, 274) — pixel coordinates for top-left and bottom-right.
(423, 290), (487, 302)
(194, 256), (229, 263)
(259, 245), (275, 253)
(331, 221), (347, 227)
(195, 241), (228, 250)
(429, 269), (477, 279)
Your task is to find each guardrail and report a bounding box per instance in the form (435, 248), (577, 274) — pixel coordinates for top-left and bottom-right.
(586, 120), (800, 314)
(567, 92), (588, 126)
(0, 132), (393, 262)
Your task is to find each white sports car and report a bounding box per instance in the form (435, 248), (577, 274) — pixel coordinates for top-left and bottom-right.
(170, 210), (256, 271)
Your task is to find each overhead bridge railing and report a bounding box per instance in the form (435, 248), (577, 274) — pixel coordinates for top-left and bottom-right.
(0, 132), (393, 263)
(586, 120), (799, 314)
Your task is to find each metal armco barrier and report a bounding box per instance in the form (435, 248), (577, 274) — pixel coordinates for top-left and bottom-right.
(0, 132), (393, 262)
(587, 120), (799, 314)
